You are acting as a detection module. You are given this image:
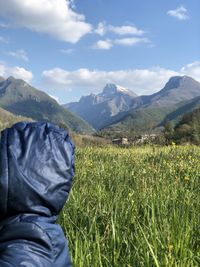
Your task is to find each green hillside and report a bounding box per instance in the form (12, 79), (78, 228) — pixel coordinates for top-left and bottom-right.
(101, 105), (175, 137)
(0, 107), (32, 131)
(161, 96), (200, 126)
(0, 77), (94, 134)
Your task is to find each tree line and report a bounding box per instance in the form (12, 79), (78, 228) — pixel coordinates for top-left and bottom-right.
(161, 107), (200, 145)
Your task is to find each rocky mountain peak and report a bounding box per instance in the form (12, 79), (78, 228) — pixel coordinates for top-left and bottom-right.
(7, 76), (16, 82)
(163, 75), (197, 92)
(101, 83), (137, 97)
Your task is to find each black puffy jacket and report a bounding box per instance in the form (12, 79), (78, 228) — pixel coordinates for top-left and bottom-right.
(0, 121), (75, 266)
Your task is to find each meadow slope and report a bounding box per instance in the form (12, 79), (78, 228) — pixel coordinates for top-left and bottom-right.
(59, 145), (200, 267)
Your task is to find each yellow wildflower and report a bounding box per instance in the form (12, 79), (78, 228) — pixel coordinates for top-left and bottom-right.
(184, 176), (190, 181)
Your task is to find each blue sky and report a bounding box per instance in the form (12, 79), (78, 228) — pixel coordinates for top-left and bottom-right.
(0, 0), (199, 103)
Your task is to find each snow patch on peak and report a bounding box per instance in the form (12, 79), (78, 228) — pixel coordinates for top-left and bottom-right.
(101, 83), (137, 97)
(102, 83), (129, 95)
(115, 85), (130, 93)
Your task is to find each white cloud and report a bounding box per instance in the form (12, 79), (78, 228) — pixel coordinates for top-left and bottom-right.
(94, 22), (149, 49)
(69, 0), (76, 10)
(7, 49), (29, 62)
(93, 37), (150, 50)
(42, 62), (200, 96)
(95, 22), (107, 36)
(92, 39), (113, 50)
(180, 62), (200, 81)
(43, 68), (72, 86)
(95, 22), (144, 36)
(42, 67), (178, 95)
(0, 63), (33, 82)
(167, 6), (189, 20)
(0, 0), (92, 43)
(114, 37), (149, 46)
(109, 25), (144, 36)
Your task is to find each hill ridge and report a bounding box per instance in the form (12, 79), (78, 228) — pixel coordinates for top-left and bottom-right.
(0, 76), (94, 134)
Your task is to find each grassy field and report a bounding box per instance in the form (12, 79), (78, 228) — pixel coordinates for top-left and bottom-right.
(59, 145), (200, 267)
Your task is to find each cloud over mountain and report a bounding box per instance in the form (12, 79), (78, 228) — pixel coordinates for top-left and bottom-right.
(42, 62), (200, 95)
(0, 63), (33, 82)
(42, 67), (178, 95)
(181, 62), (200, 81)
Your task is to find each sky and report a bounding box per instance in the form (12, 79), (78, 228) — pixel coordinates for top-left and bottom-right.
(0, 0), (199, 103)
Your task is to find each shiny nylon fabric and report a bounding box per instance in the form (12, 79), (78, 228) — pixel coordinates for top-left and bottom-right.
(0, 121), (75, 266)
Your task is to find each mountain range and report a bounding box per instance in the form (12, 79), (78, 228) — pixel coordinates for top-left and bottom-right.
(1, 75), (200, 136)
(0, 76), (94, 134)
(65, 76), (200, 133)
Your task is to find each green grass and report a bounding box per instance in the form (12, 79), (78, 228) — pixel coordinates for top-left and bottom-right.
(58, 145), (200, 267)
